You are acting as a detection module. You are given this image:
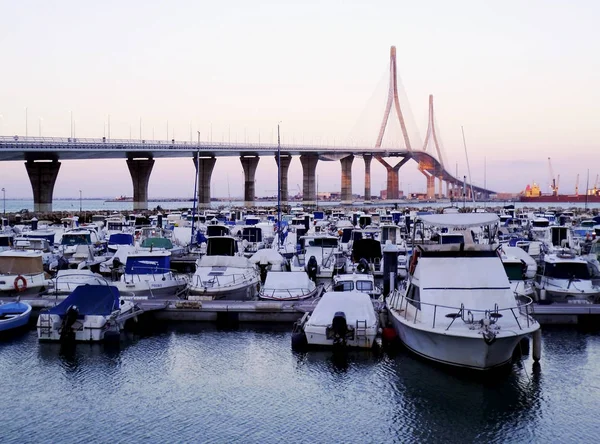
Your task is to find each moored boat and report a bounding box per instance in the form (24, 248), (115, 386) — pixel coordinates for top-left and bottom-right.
(0, 301), (32, 333)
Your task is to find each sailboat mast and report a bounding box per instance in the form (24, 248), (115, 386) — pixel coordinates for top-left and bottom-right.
(277, 124), (282, 246)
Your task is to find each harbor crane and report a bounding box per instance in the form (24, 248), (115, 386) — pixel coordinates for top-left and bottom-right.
(548, 157), (559, 196)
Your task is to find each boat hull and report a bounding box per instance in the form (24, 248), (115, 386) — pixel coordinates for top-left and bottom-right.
(389, 311), (530, 370)
(0, 303), (32, 332)
(37, 313), (125, 342)
(188, 281), (259, 301)
(303, 326), (377, 349)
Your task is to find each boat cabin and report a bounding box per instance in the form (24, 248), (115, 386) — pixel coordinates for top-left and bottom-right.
(125, 252), (171, 275)
(206, 236), (238, 256)
(206, 224), (230, 237)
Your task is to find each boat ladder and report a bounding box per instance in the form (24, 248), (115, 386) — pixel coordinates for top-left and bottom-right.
(355, 320), (367, 338)
(38, 315), (53, 338)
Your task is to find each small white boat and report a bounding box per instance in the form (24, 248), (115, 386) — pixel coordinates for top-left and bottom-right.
(292, 291), (379, 349)
(259, 271), (321, 301)
(113, 250), (188, 299)
(535, 251), (600, 304)
(0, 250), (51, 296)
(48, 269), (106, 295)
(37, 285), (138, 342)
(0, 301), (32, 332)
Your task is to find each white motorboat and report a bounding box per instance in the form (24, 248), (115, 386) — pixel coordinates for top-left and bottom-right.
(188, 236), (259, 300)
(292, 291), (379, 349)
(48, 269), (106, 296)
(535, 251), (600, 304)
(387, 213), (539, 370)
(291, 235), (345, 279)
(500, 246), (537, 299)
(259, 271), (321, 301)
(113, 250), (188, 299)
(37, 284), (138, 342)
(0, 250), (51, 296)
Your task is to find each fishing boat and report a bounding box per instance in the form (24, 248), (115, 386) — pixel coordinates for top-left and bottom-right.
(37, 285), (138, 342)
(387, 213), (539, 370)
(0, 301), (32, 333)
(292, 291), (379, 349)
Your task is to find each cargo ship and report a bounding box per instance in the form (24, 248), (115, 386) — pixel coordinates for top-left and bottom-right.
(519, 183), (600, 203)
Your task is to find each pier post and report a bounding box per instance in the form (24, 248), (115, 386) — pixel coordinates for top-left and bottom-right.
(193, 156), (216, 208)
(300, 154), (318, 206)
(126, 157), (155, 211)
(340, 154), (354, 205)
(363, 154), (372, 203)
(275, 154), (292, 204)
(375, 157), (409, 200)
(25, 159), (61, 212)
(240, 155), (259, 207)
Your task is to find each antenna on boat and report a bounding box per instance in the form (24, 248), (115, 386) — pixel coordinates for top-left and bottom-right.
(277, 122), (282, 247)
(461, 126), (476, 205)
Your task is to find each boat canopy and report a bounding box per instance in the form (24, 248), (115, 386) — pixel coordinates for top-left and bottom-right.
(141, 237), (173, 249)
(207, 237), (237, 256)
(206, 225), (230, 237)
(61, 232), (91, 246)
(263, 271), (314, 292)
(242, 227), (263, 243)
(109, 233), (134, 245)
(125, 255), (171, 274)
(47, 285), (120, 316)
(0, 253), (44, 275)
(308, 291), (377, 327)
(351, 238), (382, 262)
(249, 249), (285, 266)
(198, 255), (251, 268)
(418, 213), (499, 228)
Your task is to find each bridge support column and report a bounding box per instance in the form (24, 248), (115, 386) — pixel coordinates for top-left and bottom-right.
(193, 156), (216, 208)
(426, 175), (435, 199)
(275, 154), (292, 204)
(376, 157), (409, 200)
(25, 160), (61, 213)
(363, 155), (372, 202)
(240, 156), (259, 207)
(300, 154), (318, 206)
(340, 155), (354, 205)
(438, 177), (444, 199)
(126, 158), (155, 210)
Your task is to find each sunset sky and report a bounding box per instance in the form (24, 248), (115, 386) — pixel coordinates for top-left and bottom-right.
(1, 0), (598, 198)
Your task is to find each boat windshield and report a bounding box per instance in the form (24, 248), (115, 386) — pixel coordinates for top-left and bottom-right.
(544, 262), (591, 280)
(356, 280), (373, 291)
(503, 262), (524, 280)
(61, 233), (91, 246)
(310, 238), (338, 248)
(440, 234), (464, 245)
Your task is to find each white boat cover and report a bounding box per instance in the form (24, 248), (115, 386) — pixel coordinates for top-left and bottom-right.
(308, 291), (377, 327)
(417, 257), (515, 312)
(263, 272), (315, 292)
(249, 249), (285, 265)
(502, 246), (537, 279)
(0, 251), (44, 274)
(418, 213), (499, 228)
(198, 255), (251, 268)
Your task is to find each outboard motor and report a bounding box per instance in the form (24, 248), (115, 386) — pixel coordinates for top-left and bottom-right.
(330, 311), (349, 346)
(258, 263), (268, 285)
(60, 305), (79, 342)
(356, 258), (370, 274)
(306, 256), (318, 282)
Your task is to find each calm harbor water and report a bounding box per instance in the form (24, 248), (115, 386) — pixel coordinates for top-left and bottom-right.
(2, 198), (600, 214)
(1, 323), (599, 443)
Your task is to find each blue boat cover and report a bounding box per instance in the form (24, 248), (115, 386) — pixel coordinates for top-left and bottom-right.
(47, 285), (120, 316)
(108, 233), (134, 245)
(125, 255), (170, 274)
(0, 302), (30, 315)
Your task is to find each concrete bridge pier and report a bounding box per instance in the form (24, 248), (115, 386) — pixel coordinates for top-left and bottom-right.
(193, 156), (217, 208)
(438, 176), (444, 199)
(363, 154), (372, 202)
(126, 157), (155, 210)
(275, 154), (292, 204)
(425, 174), (435, 199)
(376, 157), (409, 200)
(240, 156), (259, 207)
(300, 154), (318, 206)
(340, 155), (354, 205)
(25, 159), (61, 212)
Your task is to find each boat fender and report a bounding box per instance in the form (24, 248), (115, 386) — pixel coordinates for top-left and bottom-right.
(13, 275), (27, 293)
(291, 331), (308, 351)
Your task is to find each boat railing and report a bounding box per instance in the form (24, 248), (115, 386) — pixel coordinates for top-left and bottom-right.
(191, 270), (257, 289)
(124, 266), (180, 283)
(388, 291), (536, 331)
(52, 273), (111, 292)
(259, 287), (314, 298)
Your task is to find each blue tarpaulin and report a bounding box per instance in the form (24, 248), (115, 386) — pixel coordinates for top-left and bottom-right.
(125, 255), (170, 274)
(47, 285), (120, 316)
(108, 233), (134, 245)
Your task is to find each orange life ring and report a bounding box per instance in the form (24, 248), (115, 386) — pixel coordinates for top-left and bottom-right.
(409, 251), (419, 275)
(14, 275), (27, 293)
